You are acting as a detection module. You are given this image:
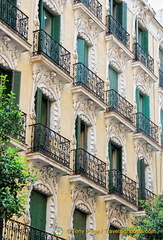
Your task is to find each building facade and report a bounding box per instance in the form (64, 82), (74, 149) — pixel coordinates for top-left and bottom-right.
(0, 0), (163, 239)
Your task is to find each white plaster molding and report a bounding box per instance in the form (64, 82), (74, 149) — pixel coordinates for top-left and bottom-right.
(30, 65), (62, 132)
(72, 95), (97, 154)
(0, 36), (19, 69)
(106, 202), (129, 229)
(133, 68), (151, 95)
(74, 13), (97, 72)
(69, 183), (97, 240)
(158, 90), (163, 110)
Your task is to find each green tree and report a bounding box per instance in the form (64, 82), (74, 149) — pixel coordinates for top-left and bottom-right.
(0, 75), (35, 220)
(122, 195), (163, 240)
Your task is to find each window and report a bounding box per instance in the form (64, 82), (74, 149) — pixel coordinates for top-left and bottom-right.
(159, 49), (163, 72)
(30, 191), (47, 231)
(35, 88), (50, 126)
(73, 209), (86, 240)
(77, 38), (88, 67)
(109, 141), (122, 172)
(109, 225), (120, 240)
(0, 67), (21, 105)
(110, 0), (127, 30)
(135, 17), (148, 54)
(136, 88), (150, 118)
(75, 116), (88, 150)
(39, 0), (61, 42)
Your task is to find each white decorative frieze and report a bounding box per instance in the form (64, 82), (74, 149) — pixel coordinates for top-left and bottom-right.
(106, 202), (128, 228)
(74, 13), (97, 72)
(133, 68), (151, 95)
(0, 36), (19, 69)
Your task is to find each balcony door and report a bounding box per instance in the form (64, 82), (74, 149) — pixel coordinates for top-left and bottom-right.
(109, 141), (122, 194)
(75, 116), (88, 174)
(136, 88), (150, 134)
(77, 38), (89, 85)
(39, 0), (60, 62)
(108, 66), (118, 110)
(73, 209), (86, 240)
(30, 191), (47, 232)
(109, 225), (120, 240)
(110, 0), (127, 30)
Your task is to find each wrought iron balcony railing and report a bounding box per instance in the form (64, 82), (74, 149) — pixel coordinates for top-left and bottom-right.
(12, 111), (27, 143)
(73, 148), (106, 188)
(30, 124), (70, 168)
(74, 0), (102, 21)
(109, 169), (137, 206)
(33, 30), (71, 74)
(106, 89), (134, 123)
(0, 0), (28, 40)
(138, 188), (156, 210)
(133, 43), (154, 73)
(106, 15), (130, 48)
(159, 69), (163, 87)
(73, 63), (105, 101)
(0, 218), (66, 240)
(135, 112), (158, 142)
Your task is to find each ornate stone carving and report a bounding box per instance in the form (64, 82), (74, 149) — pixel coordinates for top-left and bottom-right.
(133, 68), (151, 96)
(0, 36), (19, 69)
(31, 65), (62, 132)
(106, 202), (128, 228)
(158, 89), (163, 110)
(33, 162), (60, 193)
(74, 13), (97, 71)
(132, 0), (153, 28)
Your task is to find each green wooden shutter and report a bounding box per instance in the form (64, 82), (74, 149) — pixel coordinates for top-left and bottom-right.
(110, 0), (113, 16)
(36, 88), (43, 124)
(161, 110), (163, 134)
(136, 88), (140, 112)
(141, 30), (148, 53)
(73, 210), (86, 240)
(143, 95), (150, 119)
(159, 49), (163, 71)
(75, 116), (81, 149)
(135, 16), (138, 42)
(109, 67), (118, 92)
(109, 141), (113, 170)
(137, 159), (145, 199)
(117, 147), (122, 172)
(52, 15), (61, 43)
(77, 38), (86, 64)
(116, 1), (127, 30)
(11, 70), (21, 104)
(39, 0), (44, 29)
(84, 43), (88, 67)
(30, 191), (47, 231)
(10, 0), (17, 5)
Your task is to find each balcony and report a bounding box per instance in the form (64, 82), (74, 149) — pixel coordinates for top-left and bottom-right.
(133, 43), (154, 74)
(134, 113), (160, 151)
(106, 15), (130, 49)
(33, 30), (71, 75)
(159, 69), (163, 87)
(0, 218), (66, 240)
(29, 124), (70, 170)
(10, 111), (27, 150)
(73, 0), (102, 21)
(0, 0), (28, 40)
(71, 148), (106, 191)
(106, 169), (137, 210)
(135, 113), (158, 142)
(105, 90), (135, 132)
(72, 63), (106, 110)
(138, 188), (156, 210)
